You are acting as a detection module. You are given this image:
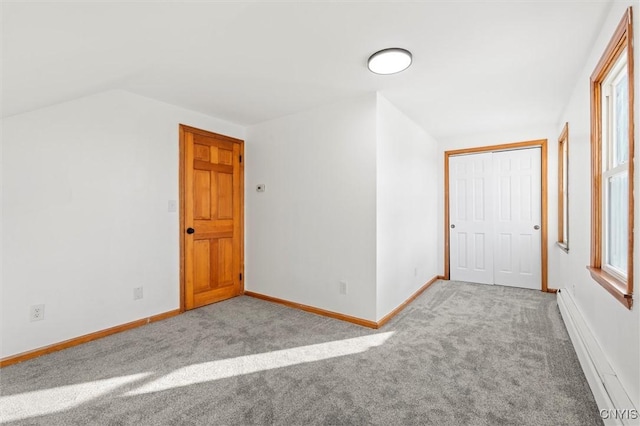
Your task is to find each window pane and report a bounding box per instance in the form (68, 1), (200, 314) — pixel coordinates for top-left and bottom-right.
(606, 172), (628, 273)
(613, 71), (628, 167)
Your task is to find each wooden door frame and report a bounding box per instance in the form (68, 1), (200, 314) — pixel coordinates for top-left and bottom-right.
(444, 139), (552, 292)
(179, 124), (245, 312)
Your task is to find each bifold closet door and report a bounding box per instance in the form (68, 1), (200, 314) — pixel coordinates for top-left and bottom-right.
(449, 148), (541, 290)
(449, 152), (495, 285)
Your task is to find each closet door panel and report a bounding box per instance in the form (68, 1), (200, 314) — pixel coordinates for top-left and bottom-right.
(493, 148), (542, 289)
(449, 153), (494, 284)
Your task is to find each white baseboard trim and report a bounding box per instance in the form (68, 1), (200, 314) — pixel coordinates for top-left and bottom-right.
(557, 289), (637, 426)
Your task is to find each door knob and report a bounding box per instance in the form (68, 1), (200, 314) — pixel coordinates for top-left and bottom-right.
(186, 227), (195, 234)
(534, 225), (540, 230)
(450, 224), (456, 229)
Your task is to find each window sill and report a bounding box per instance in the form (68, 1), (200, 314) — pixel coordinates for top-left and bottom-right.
(556, 242), (569, 253)
(586, 266), (633, 309)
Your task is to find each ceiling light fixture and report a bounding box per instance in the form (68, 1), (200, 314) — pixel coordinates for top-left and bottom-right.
(367, 48), (412, 75)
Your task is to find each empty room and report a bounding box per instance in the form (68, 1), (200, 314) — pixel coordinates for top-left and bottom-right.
(1, 1), (638, 425)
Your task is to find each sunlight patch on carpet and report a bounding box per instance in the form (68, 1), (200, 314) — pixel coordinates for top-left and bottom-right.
(127, 332), (394, 395)
(0, 373), (152, 422)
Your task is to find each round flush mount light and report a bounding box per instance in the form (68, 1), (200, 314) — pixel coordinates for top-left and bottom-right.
(367, 48), (412, 75)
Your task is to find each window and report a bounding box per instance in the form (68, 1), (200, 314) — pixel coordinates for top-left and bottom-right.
(557, 123), (569, 252)
(589, 7), (634, 309)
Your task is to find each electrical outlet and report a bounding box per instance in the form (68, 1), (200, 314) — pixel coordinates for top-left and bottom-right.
(168, 200), (177, 212)
(134, 287), (143, 300)
(30, 304), (45, 322)
(339, 280), (347, 295)
(414, 267), (418, 277)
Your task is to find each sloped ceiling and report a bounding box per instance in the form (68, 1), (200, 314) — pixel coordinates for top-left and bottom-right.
(1, 0), (611, 138)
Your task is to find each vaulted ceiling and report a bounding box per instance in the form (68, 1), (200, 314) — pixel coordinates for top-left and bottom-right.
(1, 1), (611, 139)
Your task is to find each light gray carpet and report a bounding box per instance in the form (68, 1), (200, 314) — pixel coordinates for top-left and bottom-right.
(0, 280), (602, 425)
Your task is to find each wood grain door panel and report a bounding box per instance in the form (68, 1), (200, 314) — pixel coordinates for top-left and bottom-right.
(181, 126), (243, 310)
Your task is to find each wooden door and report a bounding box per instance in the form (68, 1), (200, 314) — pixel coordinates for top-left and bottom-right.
(493, 148), (541, 290)
(180, 125), (244, 310)
(449, 152), (495, 285)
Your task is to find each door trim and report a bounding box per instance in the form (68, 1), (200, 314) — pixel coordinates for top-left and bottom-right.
(444, 139), (552, 292)
(179, 124), (245, 312)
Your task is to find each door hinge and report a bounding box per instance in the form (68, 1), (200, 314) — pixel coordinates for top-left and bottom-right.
(239, 155), (243, 163)
(239, 273), (243, 281)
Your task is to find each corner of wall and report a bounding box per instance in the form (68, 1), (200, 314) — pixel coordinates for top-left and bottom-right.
(244, 93), (379, 321)
(374, 95), (440, 320)
(1, 91), (246, 358)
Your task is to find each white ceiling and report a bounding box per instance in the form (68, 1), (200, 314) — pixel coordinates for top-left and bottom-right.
(1, 1), (611, 139)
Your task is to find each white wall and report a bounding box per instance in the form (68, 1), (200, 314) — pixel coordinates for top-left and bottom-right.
(376, 94), (439, 319)
(553, 1), (639, 407)
(1, 88), (442, 355)
(0, 107), (4, 357)
(245, 94), (378, 321)
(1, 89), (245, 358)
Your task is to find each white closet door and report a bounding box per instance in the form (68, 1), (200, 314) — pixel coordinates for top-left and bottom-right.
(449, 153), (494, 285)
(493, 148), (541, 289)
(449, 147), (542, 290)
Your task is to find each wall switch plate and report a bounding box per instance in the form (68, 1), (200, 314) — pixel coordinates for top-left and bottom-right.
(30, 304), (45, 321)
(256, 184), (266, 192)
(339, 280), (347, 295)
(134, 287), (143, 300)
(168, 200), (177, 212)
